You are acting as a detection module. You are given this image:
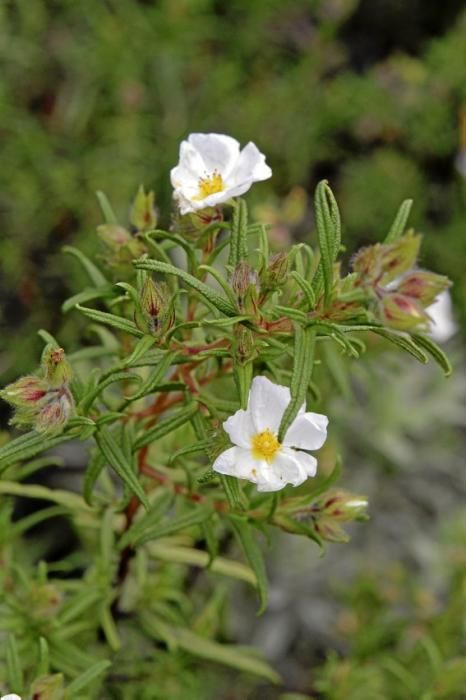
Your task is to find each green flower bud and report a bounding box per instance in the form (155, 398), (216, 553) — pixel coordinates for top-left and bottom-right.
(138, 278), (174, 337)
(379, 292), (429, 330)
(97, 224), (133, 249)
(130, 185), (157, 231)
(352, 231), (422, 287)
(30, 583), (63, 620)
(262, 251), (290, 291)
(41, 345), (73, 388)
(397, 270), (451, 307)
(234, 326), (256, 365)
(30, 673), (64, 700)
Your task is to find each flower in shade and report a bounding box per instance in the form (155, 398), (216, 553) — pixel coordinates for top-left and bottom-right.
(170, 133), (272, 215)
(213, 376), (328, 492)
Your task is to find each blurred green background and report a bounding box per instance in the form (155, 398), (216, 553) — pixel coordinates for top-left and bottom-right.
(1, 1), (466, 697)
(0, 0), (465, 382)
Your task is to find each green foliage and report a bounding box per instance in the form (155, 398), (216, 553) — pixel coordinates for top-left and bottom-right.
(0, 169), (452, 696)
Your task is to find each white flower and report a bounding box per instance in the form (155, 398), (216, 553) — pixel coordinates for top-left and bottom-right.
(170, 133), (272, 215)
(1, 695), (22, 700)
(213, 376), (328, 492)
(427, 290), (457, 344)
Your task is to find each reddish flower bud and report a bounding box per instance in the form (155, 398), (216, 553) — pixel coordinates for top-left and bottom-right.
(397, 270), (451, 307)
(379, 231), (421, 285)
(138, 278), (174, 337)
(379, 292), (429, 331)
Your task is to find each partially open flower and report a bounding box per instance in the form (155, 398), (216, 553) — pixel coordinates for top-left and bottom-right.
(213, 376), (328, 492)
(171, 133), (272, 215)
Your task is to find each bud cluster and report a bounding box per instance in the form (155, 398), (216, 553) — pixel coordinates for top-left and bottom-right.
(351, 231), (451, 331)
(0, 345), (74, 435)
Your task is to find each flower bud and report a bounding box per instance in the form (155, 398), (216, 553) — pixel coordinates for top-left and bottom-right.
(30, 583), (62, 620)
(397, 270), (451, 307)
(35, 393), (74, 435)
(130, 185), (157, 231)
(313, 491), (368, 543)
(138, 278), (174, 337)
(97, 224), (133, 249)
(351, 243), (384, 283)
(0, 376), (48, 408)
(379, 231), (421, 285)
(379, 292), (429, 331)
(319, 491), (368, 521)
(234, 326), (256, 365)
(41, 346), (73, 388)
(30, 674), (64, 700)
(231, 262), (260, 313)
(262, 252), (290, 291)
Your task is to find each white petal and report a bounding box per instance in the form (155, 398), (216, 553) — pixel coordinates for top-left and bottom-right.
(171, 140), (205, 187)
(1, 695), (22, 700)
(228, 141), (272, 186)
(293, 449), (318, 476)
(255, 449), (311, 491)
(213, 446), (260, 481)
(223, 408), (256, 448)
(283, 411), (328, 450)
(248, 375), (290, 433)
(187, 133), (240, 177)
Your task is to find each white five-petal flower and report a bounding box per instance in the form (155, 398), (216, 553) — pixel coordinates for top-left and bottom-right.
(170, 133), (272, 215)
(213, 376), (328, 492)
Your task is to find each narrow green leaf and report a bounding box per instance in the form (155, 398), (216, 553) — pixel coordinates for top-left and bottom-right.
(96, 427), (149, 510)
(278, 326), (316, 442)
(66, 659), (112, 695)
(75, 305), (143, 337)
(59, 588), (103, 626)
(63, 245), (108, 287)
(134, 259), (237, 317)
(133, 403), (197, 450)
(220, 475), (246, 510)
(126, 350), (177, 401)
(234, 362), (252, 410)
(122, 334), (155, 367)
(99, 605), (121, 652)
(411, 333), (452, 376)
(145, 229), (197, 269)
(228, 198), (248, 267)
(6, 634), (23, 693)
(169, 439), (212, 463)
(130, 506), (213, 547)
(96, 190), (118, 224)
(83, 450), (106, 505)
(0, 432), (71, 474)
(313, 180), (341, 305)
(119, 490), (174, 548)
(37, 329), (60, 347)
(384, 199), (413, 243)
(151, 622), (280, 683)
(371, 328), (428, 364)
(290, 271), (316, 310)
(36, 637), (50, 677)
(62, 285), (116, 313)
(149, 543), (256, 584)
(80, 370), (141, 413)
(198, 264), (238, 306)
(229, 516), (268, 614)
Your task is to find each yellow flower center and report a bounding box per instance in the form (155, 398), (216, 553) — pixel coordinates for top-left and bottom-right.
(251, 429), (281, 463)
(194, 171), (224, 200)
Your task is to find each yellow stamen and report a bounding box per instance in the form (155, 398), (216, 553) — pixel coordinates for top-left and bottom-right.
(194, 171), (224, 200)
(251, 429), (280, 463)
